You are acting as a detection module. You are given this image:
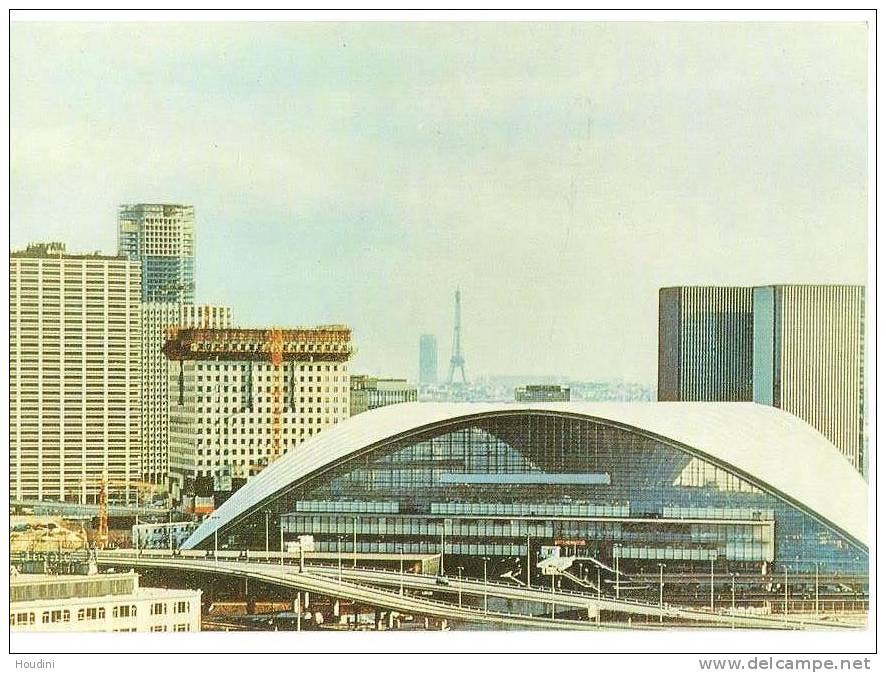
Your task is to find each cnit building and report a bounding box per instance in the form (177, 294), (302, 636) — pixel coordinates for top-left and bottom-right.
(658, 285), (866, 474)
(183, 403), (868, 593)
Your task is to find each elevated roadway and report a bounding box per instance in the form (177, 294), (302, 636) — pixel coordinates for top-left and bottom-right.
(94, 552), (857, 630)
(305, 564), (857, 630)
(95, 552), (618, 631)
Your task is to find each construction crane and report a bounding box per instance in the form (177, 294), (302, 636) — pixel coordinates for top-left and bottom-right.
(269, 328), (284, 461)
(79, 477), (164, 549)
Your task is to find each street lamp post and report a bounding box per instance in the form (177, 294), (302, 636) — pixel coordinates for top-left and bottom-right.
(815, 562), (820, 617)
(784, 566), (788, 621)
(657, 563), (666, 623)
(730, 572), (737, 630)
(597, 567), (601, 599)
(483, 557), (489, 614)
(439, 521), (445, 576)
(338, 535), (343, 583)
(710, 557), (715, 611)
(457, 566), (464, 607)
(209, 514), (219, 565)
(526, 534), (531, 588)
(265, 510), (270, 556)
(614, 545), (621, 600)
(296, 592), (301, 632)
(279, 519), (284, 569)
(352, 516), (358, 568)
(399, 544), (404, 596)
(551, 572), (556, 620)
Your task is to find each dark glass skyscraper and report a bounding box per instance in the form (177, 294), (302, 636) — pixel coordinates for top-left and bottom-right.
(658, 286), (754, 402)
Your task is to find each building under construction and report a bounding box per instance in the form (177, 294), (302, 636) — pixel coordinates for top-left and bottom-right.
(163, 326), (354, 505)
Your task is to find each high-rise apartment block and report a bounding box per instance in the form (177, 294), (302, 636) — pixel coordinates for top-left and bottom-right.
(10, 243), (141, 503)
(658, 284), (866, 472)
(350, 375), (418, 416)
(164, 326), (353, 499)
(419, 334), (438, 385)
(118, 204), (195, 303)
(141, 303), (232, 484)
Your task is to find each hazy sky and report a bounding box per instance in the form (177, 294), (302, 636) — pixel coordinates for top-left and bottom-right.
(10, 22), (869, 384)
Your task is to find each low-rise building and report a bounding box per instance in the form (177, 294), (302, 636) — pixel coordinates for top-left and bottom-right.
(132, 520), (199, 550)
(515, 384), (571, 402)
(350, 376), (418, 416)
(10, 571), (201, 632)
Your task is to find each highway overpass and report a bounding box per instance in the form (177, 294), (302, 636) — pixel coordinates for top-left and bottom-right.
(93, 552), (858, 630)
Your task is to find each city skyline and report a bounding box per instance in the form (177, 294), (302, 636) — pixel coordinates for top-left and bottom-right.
(9, 14), (873, 651)
(11, 22), (868, 384)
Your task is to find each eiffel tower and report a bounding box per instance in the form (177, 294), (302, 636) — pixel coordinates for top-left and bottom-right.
(447, 288), (467, 385)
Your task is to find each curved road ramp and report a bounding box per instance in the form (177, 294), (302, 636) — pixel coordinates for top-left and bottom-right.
(95, 552), (859, 631)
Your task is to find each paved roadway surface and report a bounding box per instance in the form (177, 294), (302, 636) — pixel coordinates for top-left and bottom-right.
(96, 552), (619, 631)
(95, 552), (859, 631)
(305, 563), (858, 630)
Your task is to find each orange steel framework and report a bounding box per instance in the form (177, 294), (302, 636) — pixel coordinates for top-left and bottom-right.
(163, 326), (353, 362)
(269, 329), (284, 460)
(79, 477), (162, 549)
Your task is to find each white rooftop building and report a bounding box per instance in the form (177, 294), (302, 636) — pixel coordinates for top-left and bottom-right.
(10, 571), (201, 633)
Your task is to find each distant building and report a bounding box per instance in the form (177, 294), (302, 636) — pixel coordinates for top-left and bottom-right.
(164, 326), (354, 500)
(658, 284), (866, 473)
(132, 521), (199, 550)
(419, 334), (438, 385)
(141, 303), (232, 484)
(10, 572), (201, 632)
(10, 243), (141, 504)
(351, 375), (418, 416)
(515, 384), (571, 402)
(118, 203), (195, 303)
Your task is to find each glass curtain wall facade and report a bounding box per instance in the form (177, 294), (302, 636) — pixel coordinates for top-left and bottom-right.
(221, 413), (866, 575)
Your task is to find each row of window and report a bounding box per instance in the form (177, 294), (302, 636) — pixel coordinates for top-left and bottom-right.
(430, 502), (631, 517)
(150, 624), (191, 632)
(295, 500), (400, 514)
(312, 539), (528, 557)
(197, 412), (337, 434)
(195, 364), (344, 373)
(196, 406), (345, 418)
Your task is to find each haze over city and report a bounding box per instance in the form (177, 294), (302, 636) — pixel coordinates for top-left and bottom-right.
(10, 22), (868, 383)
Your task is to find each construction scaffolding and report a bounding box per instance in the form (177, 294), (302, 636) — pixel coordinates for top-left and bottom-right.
(163, 326), (353, 362)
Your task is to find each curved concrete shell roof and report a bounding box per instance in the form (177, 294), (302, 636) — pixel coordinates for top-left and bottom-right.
(184, 402), (869, 549)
